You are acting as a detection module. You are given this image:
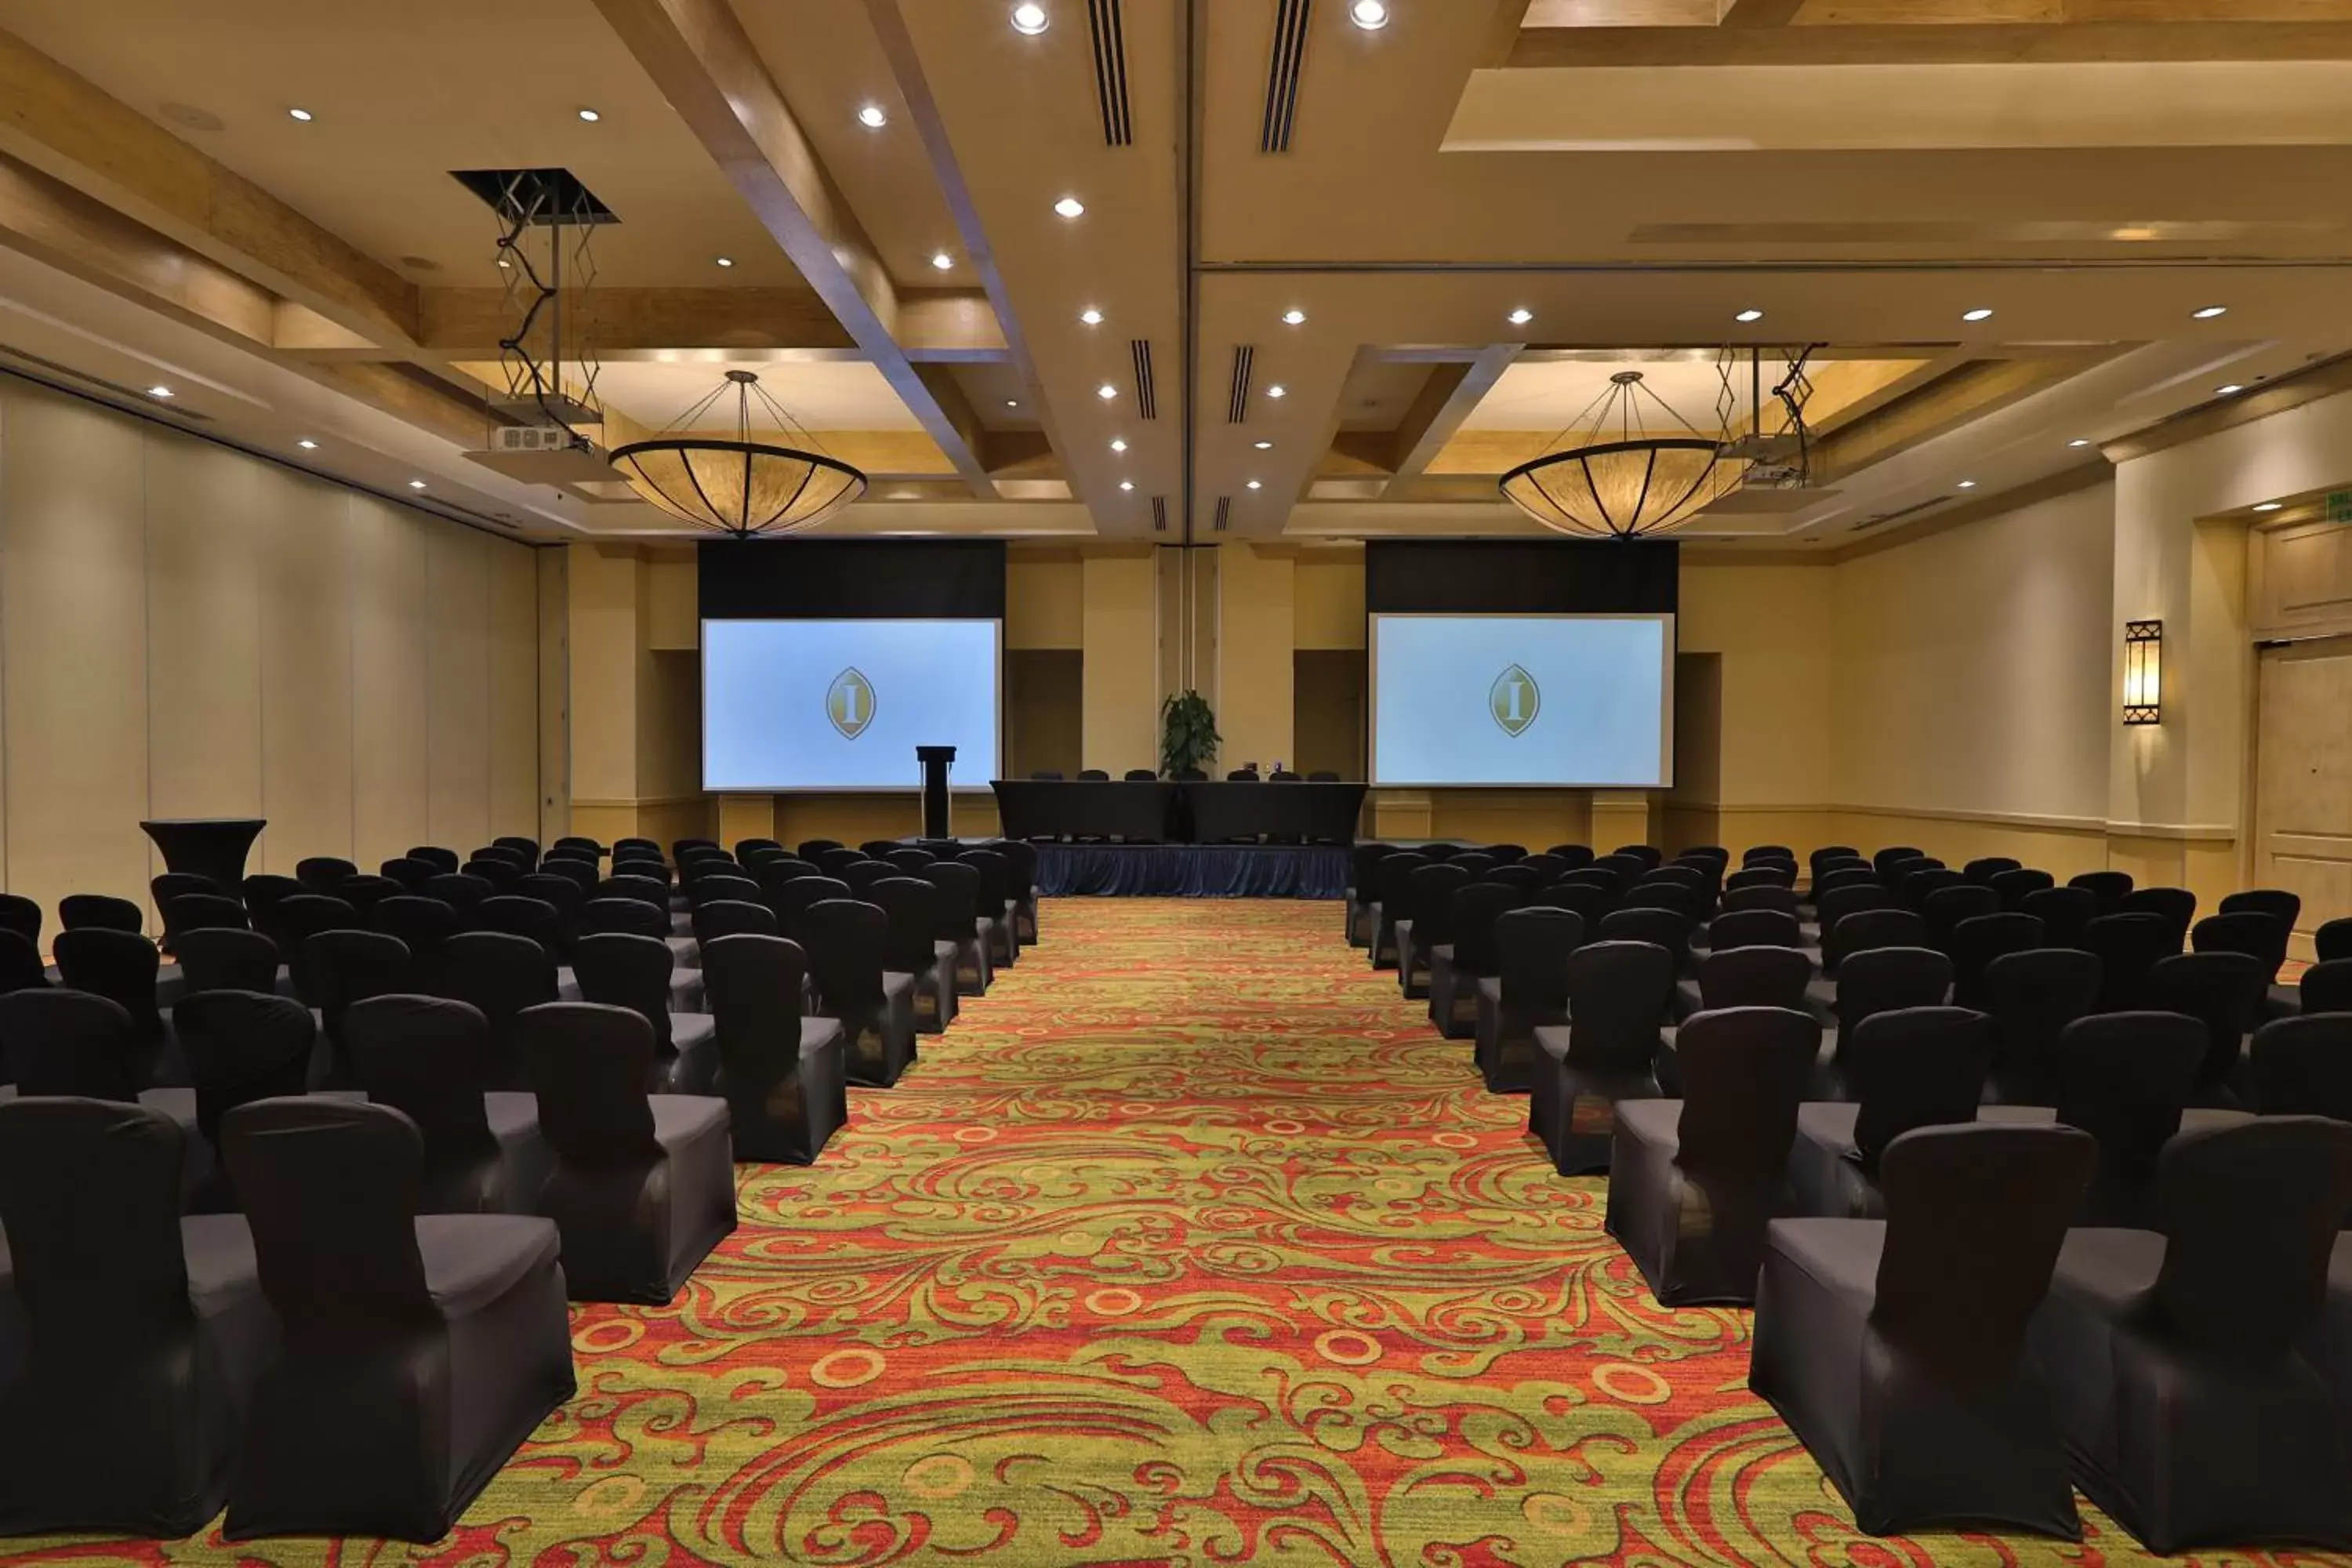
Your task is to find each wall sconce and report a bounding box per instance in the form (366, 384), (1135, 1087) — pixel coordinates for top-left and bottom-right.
(2123, 619), (2163, 725)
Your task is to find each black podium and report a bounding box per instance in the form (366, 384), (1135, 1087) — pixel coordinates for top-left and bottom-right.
(916, 746), (957, 840)
(140, 817), (267, 895)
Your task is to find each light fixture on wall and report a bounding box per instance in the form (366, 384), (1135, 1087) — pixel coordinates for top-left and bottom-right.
(2123, 619), (2163, 725)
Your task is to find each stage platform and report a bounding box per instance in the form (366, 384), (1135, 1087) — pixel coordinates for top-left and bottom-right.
(1033, 841), (1348, 899)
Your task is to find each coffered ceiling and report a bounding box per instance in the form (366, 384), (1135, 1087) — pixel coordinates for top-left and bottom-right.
(0, 0), (2348, 549)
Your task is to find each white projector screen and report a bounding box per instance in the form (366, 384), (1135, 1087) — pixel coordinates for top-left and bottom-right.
(1370, 613), (1675, 788)
(702, 618), (1001, 792)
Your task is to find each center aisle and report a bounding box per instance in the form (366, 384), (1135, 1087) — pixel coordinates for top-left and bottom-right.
(290, 899), (2290, 1566)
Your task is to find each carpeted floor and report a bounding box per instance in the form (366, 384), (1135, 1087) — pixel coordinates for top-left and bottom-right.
(28, 900), (2349, 1565)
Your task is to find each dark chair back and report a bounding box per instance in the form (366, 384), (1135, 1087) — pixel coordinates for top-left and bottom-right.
(379, 856), (438, 895)
(1595, 906), (1689, 964)
(1706, 909), (1801, 953)
(2303, 960), (2352, 1015)
(1812, 866), (1879, 904)
(292, 856), (358, 895)
(343, 995), (502, 1212)
(801, 898), (889, 1016)
(0, 989), (140, 1098)
(0, 1098), (193, 1345)
(2018, 884), (2098, 949)
(599, 873), (670, 910)
(769, 876), (854, 943)
(2143, 950), (2268, 1088)
(1610, 845), (1662, 870)
(1988, 866), (2056, 910)
(870, 877), (944, 976)
(2118, 885), (2197, 950)
(2191, 910), (2289, 982)
(1982, 947), (2102, 1104)
(0, 892), (41, 946)
(695, 898), (779, 944)
(1673, 1006), (1822, 1186)
(920, 862), (982, 944)
(2053, 1011), (2205, 1218)
(173, 990), (318, 1150)
(1445, 853), (1500, 883)
(1815, 884), (1895, 960)
(839, 862), (894, 899)
(581, 897), (670, 940)
(494, 835), (540, 866)
(2251, 1014), (2352, 1120)
(376, 896), (459, 989)
(302, 929), (412, 1047)
(221, 1098), (434, 1344)
(1535, 881), (1615, 930)
(1725, 864), (1795, 894)
(570, 932), (678, 1051)
(52, 927), (163, 1037)
(1962, 856), (2023, 885)
(1562, 940), (1675, 1073)
(959, 849), (1011, 923)
(1835, 946), (1953, 1056)
(1871, 845), (1926, 880)
(2221, 887), (2300, 927)
(0, 929), (42, 996)
(335, 875), (401, 917)
(2321, 918), (2352, 965)
(425, 873), (494, 922)
(689, 873), (764, 908)
(1824, 906), (1926, 976)
(1901, 866), (1967, 913)
(406, 847), (462, 875)
(1619, 881), (1697, 921)
(1922, 884), (2000, 952)
(152, 873), (222, 940)
(519, 1003), (663, 1168)
(1403, 863), (1471, 946)
(538, 858), (600, 898)
(515, 873), (586, 928)
(1870, 1123), (2096, 1377)
(477, 895), (561, 960)
(700, 935), (814, 1116)
(1697, 945), (1813, 1012)
(1494, 907), (1582, 1019)
(2151, 1118), (2352, 1355)
(883, 848), (935, 876)
(1846, 1006), (1994, 1172)
(1544, 844), (1596, 869)
(1947, 911), (2045, 1009)
(2068, 869), (2134, 916)
(1519, 853), (1573, 884)
(1450, 883), (1526, 975)
(460, 858), (521, 894)
(59, 894), (143, 935)
(441, 931), (557, 1084)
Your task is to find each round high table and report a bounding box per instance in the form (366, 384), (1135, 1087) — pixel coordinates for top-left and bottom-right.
(140, 818), (267, 895)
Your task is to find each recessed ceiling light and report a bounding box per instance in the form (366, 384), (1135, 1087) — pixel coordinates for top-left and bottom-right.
(147, 385), (173, 399)
(2068, 437), (2092, 448)
(297, 437), (318, 450)
(1281, 309), (1306, 326)
(1956, 479), (1978, 489)
(714, 256), (734, 268)
(1054, 195), (1085, 219)
(1097, 383), (1118, 400)
(1961, 307), (1994, 322)
(287, 107), (314, 122)
(857, 103), (888, 129)
(1267, 384), (1287, 399)
(1119, 480), (1134, 492)
(1079, 307), (1103, 325)
(1005, 399), (1020, 408)
(577, 107), (601, 123)
(1254, 440), (1272, 449)
(2253, 501), (2285, 512)
(1110, 438), (1127, 452)
(408, 479), (428, 491)
(1735, 308), (1765, 323)
(1011, 2), (1049, 34)
(2217, 383), (2245, 396)
(1507, 308), (1533, 326)
(1350, 0), (1390, 29)
(931, 251), (955, 270)
(1247, 478), (1263, 489)
(2192, 304), (2229, 320)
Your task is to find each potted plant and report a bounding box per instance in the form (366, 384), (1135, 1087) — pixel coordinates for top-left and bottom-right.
(1160, 689), (1219, 778)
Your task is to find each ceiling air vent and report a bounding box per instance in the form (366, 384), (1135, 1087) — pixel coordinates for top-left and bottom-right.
(1151, 495), (1168, 532)
(1087, 0), (1133, 147)
(1131, 339), (1158, 419)
(1847, 495), (1951, 533)
(1261, 0), (1312, 153)
(1226, 345), (1254, 423)
(1213, 495), (1232, 532)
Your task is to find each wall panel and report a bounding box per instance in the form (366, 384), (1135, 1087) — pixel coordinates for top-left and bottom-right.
(489, 543), (542, 837)
(255, 475), (353, 874)
(145, 434), (263, 827)
(350, 495), (432, 869)
(426, 523), (492, 854)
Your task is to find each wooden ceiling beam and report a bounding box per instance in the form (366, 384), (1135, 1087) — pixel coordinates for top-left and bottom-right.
(0, 25), (417, 346)
(1809, 354), (2097, 481)
(1718, 0), (1808, 24)
(1391, 346), (1521, 477)
(590, 0), (994, 494)
(1507, 20), (2352, 64)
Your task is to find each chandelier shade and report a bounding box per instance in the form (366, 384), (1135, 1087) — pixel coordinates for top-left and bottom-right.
(1496, 368), (1750, 539)
(608, 369), (866, 538)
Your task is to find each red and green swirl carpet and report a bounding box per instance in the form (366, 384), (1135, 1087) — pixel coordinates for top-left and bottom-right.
(27, 899), (2345, 1565)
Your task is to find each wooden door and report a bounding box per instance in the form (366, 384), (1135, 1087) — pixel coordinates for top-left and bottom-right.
(2255, 635), (2352, 962)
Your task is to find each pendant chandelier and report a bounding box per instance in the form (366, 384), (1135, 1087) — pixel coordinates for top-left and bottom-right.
(608, 369), (866, 538)
(1498, 369), (1751, 539)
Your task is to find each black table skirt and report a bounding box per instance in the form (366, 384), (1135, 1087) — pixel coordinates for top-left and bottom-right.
(140, 818), (267, 895)
(991, 780), (1365, 845)
(1034, 843), (1347, 898)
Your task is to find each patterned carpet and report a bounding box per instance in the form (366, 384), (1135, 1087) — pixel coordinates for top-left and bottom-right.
(30, 900), (2350, 1565)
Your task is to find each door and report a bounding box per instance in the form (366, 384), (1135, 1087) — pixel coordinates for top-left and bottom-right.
(2254, 635), (2352, 962)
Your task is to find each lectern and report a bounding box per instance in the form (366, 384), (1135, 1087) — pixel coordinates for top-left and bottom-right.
(916, 746), (957, 841)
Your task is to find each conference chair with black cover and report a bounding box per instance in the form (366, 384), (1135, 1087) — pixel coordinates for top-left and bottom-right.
(2221, 886), (2302, 931)
(568, 932), (717, 1094)
(2031, 1117), (2352, 1554)
(1595, 906), (1692, 979)
(922, 860), (993, 998)
(1619, 880), (1698, 926)
(2319, 917), (2352, 965)
(883, 848), (935, 878)
(553, 836), (604, 861)
(1946, 911), (2045, 1011)
(1726, 864), (1795, 895)
(335, 874), (401, 920)
(2019, 884), (2098, 949)
(1545, 844), (1597, 869)
(217, 1098), (572, 1542)
(1475, 906), (1581, 1093)
(2143, 949), (2269, 1105)
(795, 838), (843, 861)
(1817, 889), (1902, 976)
(0, 892), (39, 949)
(493, 835), (540, 868)
(960, 848), (1018, 969)
(734, 837), (782, 863)
(514, 873), (586, 949)
(2084, 911), (2183, 1012)
(1529, 939), (1675, 1175)
(1430, 881), (1522, 1040)
(1962, 855), (2024, 884)
(0, 986), (207, 1191)
(2067, 868), (2134, 916)
(1609, 1006), (1824, 1306)
(441, 931), (560, 1091)
(152, 871), (220, 942)
(871, 876), (953, 1033)
(996, 838), (1042, 946)
(407, 846), (463, 874)
(1872, 846), (1927, 883)
(418, 870), (489, 928)
(1695, 945), (1815, 1014)
(1989, 866), (2056, 910)
(1534, 880), (1615, 935)
(343, 995), (550, 1214)
(0, 1097), (275, 1537)
(1922, 884), (1999, 954)
(2197, 906), (2299, 1020)
(2118, 885), (2197, 952)
(1751, 1122), (2098, 1541)
(54, 892), (140, 937)
(537, 857), (600, 904)
(1719, 884), (1800, 919)
(519, 1002), (735, 1303)
(1902, 866), (1969, 916)
(839, 860), (894, 901)
(2248, 1014), (2352, 1123)
(0, 929), (47, 998)
(1394, 861), (1468, 1002)
(172, 989), (323, 1209)
(1811, 866), (1879, 906)
(50, 926), (176, 1078)
(768, 874), (853, 945)
(1980, 946), (2102, 1105)
(376, 895), (459, 994)
(300, 928), (412, 1087)
(800, 898), (916, 1087)
(699, 934), (848, 1163)
(2035, 1011), (2213, 1227)
(1790, 1005), (1993, 1218)
(293, 855), (358, 895)
(693, 898), (780, 948)
(1704, 908), (1802, 957)
(1364, 851), (1431, 971)
(2304, 960), (2352, 1016)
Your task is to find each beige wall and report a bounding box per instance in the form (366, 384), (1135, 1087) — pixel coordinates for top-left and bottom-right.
(1217, 542), (1295, 771)
(0, 378), (538, 923)
(1083, 548), (1159, 775)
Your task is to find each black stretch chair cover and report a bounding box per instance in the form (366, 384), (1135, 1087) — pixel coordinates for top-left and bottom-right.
(1697, 945), (1813, 1012)
(2321, 918), (2352, 965)
(1610, 1005), (1820, 1305)
(1535, 880), (1615, 930)
(1619, 881), (1697, 922)
(426, 873), (495, 922)
(0, 891), (41, 946)
(1450, 881), (1525, 978)
(441, 931), (557, 1090)
(405, 846), (462, 874)
(614, 837), (662, 858)
(1724, 864), (1795, 893)
(2190, 909), (2289, 982)
(1982, 947), (2101, 1105)
(1922, 884), (2000, 952)
(174, 989), (318, 1157)
(154, 873), (221, 946)
(515, 873), (586, 932)
(343, 995), (507, 1214)
(1562, 863), (1623, 895)
(1719, 884), (1799, 917)
(165, 892), (251, 940)
(1479, 906), (1582, 1091)
(689, 873), (763, 908)
(1815, 887), (1897, 968)
(241, 874), (303, 926)
(582, 896), (670, 940)
(336, 875), (401, 918)
(2016, 884), (2096, 951)
(1544, 844), (1595, 869)
(734, 838), (782, 862)
(1903, 867), (1967, 914)
(379, 857), (439, 894)
(460, 858), (521, 894)
(2033, 1118), (2352, 1554)
(479, 895), (561, 958)
(2252, 1014), (2352, 1120)
(1847, 1007), (1996, 1173)
(292, 856), (358, 894)
(1399, 862), (1469, 989)
(870, 877), (944, 978)
(2220, 887), (2301, 932)
(2118, 885), (2198, 950)
(0, 1097), (270, 1535)
(2143, 949), (2268, 1099)
(695, 898), (779, 945)
(921, 862), (985, 983)
(0, 987), (140, 1099)
(219, 1097), (574, 1541)
(1871, 846), (1925, 880)
(2305, 960), (2352, 1016)
(376, 896), (459, 992)
(520, 1002), (738, 1304)
(52, 927), (166, 1047)
(1595, 904), (1689, 966)
(1962, 856), (2024, 884)
(2052, 1010), (2205, 1226)
(2067, 869), (2133, 916)
(1812, 867), (1879, 904)
(494, 835), (540, 868)
(0, 928), (49, 995)
(802, 898), (912, 1087)
(700, 934), (845, 1163)
(60, 893), (143, 935)
(1753, 1122), (2096, 1539)
(1706, 909), (1801, 953)
(1446, 853), (1499, 883)
(1988, 867), (2056, 910)
(538, 858), (600, 899)
(885, 848), (935, 874)
(571, 931), (681, 1054)
(1824, 907), (1926, 978)
(1532, 939), (1674, 1174)
(814, 848), (867, 877)
(1828, 949), (1955, 1090)
(1610, 844), (1661, 870)
(1517, 853), (1573, 884)
(554, 835), (606, 858)
(1946, 911), (2044, 1010)
(303, 927), (411, 1052)
(769, 876), (854, 944)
